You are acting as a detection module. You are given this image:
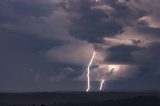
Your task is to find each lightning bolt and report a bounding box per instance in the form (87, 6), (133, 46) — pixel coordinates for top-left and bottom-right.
(86, 51), (96, 92)
(100, 79), (105, 91)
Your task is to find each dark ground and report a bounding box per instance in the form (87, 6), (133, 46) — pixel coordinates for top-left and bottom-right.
(0, 91), (160, 106)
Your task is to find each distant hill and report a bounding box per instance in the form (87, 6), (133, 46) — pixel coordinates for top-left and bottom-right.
(0, 91), (159, 106)
(56, 96), (160, 106)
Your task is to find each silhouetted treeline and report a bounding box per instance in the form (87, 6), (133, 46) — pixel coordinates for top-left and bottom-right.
(1, 96), (160, 106)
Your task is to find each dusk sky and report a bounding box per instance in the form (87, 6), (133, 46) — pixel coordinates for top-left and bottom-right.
(1, 0), (160, 92)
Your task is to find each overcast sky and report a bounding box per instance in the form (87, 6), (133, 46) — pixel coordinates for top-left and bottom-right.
(1, 0), (160, 92)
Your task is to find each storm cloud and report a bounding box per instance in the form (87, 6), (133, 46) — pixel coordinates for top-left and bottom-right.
(0, 0), (160, 91)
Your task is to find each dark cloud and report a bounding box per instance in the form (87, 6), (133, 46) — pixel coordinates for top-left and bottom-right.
(0, 0), (72, 41)
(130, 39), (142, 46)
(0, 0), (84, 91)
(135, 42), (160, 66)
(106, 44), (143, 64)
(0, 34), (62, 53)
(0, 0), (54, 17)
(106, 75), (160, 91)
(69, 20), (123, 43)
(101, 41), (160, 91)
(138, 26), (160, 38)
(9, 1), (54, 17)
(105, 40), (160, 75)
(107, 0), (146, 23)
(62, 0), (146, 43)
(62, 0), (124, 43)
(0, 0), (160, 91)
